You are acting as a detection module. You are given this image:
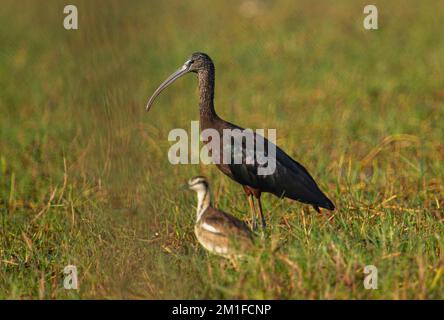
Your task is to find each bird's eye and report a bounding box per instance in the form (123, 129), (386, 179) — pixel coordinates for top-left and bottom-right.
(188, 60), (194, 65)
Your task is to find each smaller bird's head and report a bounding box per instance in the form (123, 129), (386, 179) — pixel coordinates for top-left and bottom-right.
(146, 52), (214, 111)
(187, 176), (209, 192)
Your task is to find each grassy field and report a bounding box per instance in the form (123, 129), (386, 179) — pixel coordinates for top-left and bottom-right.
(1, 0), (443, 299)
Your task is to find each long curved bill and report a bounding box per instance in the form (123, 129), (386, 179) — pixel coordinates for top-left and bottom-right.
(145, 63), (191, 112)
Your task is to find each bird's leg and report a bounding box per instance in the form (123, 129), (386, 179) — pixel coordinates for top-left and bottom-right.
(250, 188), (266, 230)
(243, 186), (257, 230)
(256, 195), (266, 229)
(247, 194), (258, 230)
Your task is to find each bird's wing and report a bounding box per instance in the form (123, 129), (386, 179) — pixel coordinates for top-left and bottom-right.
(221, 123), (334, 209)
(270, 146), (335, 209)
(201, 208), (253, 241)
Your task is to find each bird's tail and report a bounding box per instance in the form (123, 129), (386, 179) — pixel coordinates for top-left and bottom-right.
(319, 196), (335, 211)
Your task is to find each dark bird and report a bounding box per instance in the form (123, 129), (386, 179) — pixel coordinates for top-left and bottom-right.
(186, 176), (254, 257)
(147, 52), (335, 229)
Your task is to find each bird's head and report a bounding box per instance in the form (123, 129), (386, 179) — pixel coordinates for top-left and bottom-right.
(145, 52), (214, 111)
(186, 52), (214, 73)
(187, 176), (209, 193)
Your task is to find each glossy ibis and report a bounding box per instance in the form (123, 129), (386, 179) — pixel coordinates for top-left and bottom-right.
(147, 52), (335, 229)
(186, 176), (253, 256)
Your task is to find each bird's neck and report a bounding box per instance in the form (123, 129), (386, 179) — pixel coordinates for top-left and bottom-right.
(196, 188), (211, 222)
(198, 67), (218, 124)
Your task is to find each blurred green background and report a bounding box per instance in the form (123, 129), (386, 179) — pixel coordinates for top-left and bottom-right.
(0, 0), (443, 299)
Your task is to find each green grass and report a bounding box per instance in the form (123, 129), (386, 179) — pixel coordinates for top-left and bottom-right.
(1, 0), (443, 299)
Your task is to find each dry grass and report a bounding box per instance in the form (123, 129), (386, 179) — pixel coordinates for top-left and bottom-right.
(0, 0), (443, 299)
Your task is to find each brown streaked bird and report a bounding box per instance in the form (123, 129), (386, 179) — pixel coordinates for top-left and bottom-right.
(186, 176), (253, 257)
(147, 52), (335, 230)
